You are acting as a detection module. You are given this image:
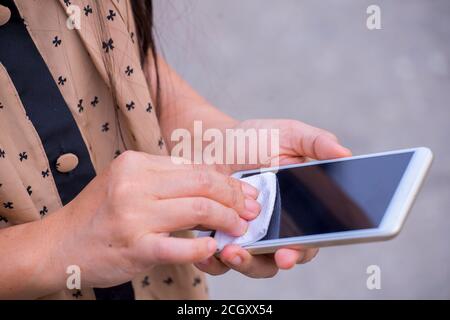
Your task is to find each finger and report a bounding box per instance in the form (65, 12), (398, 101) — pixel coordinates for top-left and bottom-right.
(290, 123), (352, 160)
(120, 153), (260, 220)
(135, 235), (217, 265)
(219, 245), (279, 278)
(195, 256), (231, 276)
(274, 248), (305, 269)
(151, 169), (260, 220)
(150, 197), (248, 236)
(297, 248), (319, 264)
(135, 153), (260, 206)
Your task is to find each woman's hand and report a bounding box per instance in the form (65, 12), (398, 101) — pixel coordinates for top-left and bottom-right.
(56, 151), (260, 289)
(196, 119), (351, 278)
(226, 119), (352, 172)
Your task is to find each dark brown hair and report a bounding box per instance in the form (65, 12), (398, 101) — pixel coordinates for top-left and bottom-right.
(130, 0), (156, 66)
(131, 0), (160, 114)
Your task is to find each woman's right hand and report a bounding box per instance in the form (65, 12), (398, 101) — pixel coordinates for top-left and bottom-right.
(53, 151), (260, 289)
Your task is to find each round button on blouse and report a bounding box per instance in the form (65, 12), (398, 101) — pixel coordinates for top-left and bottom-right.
(56, 153), (79, 173)
(0, 5), (11, 26)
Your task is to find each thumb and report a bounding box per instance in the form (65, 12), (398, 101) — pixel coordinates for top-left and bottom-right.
(291, 124), (351, 160)
(311, 134), (352, 160)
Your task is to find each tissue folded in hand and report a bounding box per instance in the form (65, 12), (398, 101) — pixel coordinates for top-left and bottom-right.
(214, 172), (278, 250)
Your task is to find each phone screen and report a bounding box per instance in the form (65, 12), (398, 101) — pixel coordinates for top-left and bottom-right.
(242, 151), (414, 240)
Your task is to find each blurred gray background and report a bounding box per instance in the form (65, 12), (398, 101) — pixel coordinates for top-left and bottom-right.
(154, 0), (450, 299)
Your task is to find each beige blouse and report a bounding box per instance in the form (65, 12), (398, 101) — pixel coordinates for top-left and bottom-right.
(0, 0), (207, 299)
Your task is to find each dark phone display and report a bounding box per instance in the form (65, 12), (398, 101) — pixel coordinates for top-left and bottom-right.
(243, 152), (414, 239)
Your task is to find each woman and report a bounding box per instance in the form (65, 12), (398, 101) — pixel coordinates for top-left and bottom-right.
(0, 0), (351, 299)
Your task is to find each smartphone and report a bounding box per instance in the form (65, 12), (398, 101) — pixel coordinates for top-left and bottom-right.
(231, 147), (433, 254)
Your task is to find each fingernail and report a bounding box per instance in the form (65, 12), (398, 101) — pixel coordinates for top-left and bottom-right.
(230, 255), (242, 266)
(340, 147), (352, 156)
(245, 199), (261, 216)
(241, 182), (259, 199)
(237, 218), (248, 235)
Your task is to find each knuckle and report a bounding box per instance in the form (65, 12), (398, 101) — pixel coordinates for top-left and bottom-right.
(226, 175), (241, 192)
(223, 209), (241, 234)
(221, 207), (238, 229)
(107, 152), (143, 203)
(229, 208), (241, 225)
(115, 149), (137, 163)
(226, 176), (243, 209)
(194, 170), (213, 192)
(108, 178), (133, 204)
(152, 239), (170, 263)
(192, 198), (211, 221)
(112, 150), (141, 171)
(191, 241), (206, 260)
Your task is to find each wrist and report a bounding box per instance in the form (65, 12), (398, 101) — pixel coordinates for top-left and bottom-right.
(26, 206), (74, 297)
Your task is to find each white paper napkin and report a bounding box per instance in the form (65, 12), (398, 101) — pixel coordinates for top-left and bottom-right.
(214, 172), (278, 250)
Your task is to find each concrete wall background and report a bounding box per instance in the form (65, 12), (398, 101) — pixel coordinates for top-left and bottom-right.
(154, 0), (450, 299)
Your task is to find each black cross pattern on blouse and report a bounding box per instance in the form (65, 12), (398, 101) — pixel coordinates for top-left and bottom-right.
(102, 38), (114, 53)
(141, 276), (150, 288)
(42, 169), (50, 178)
(3, 202), (13, 209)
(40, 206), (48, 217)
(63, 0), (71, 7)
(52, 36), (62, 47)
(192, 277), (202, 287)
(27, 186), (32, 196)
(0, 102), (4, 109)
(72, 290), (82, 299)
(84, 5), (93, 16)
(107, 9), (116, 21)
(0, 216), (8, 223)
(125, 66), (133, 76)
(91, 96), (99, 107)
(163, 277), (173, 285)
(102, 122), (110, 132)
(146, 103), (153, 113)
(77, 99), (84, 113)
(126, 101), (135, 111)
(0, 149), (5, 158)
(19, 152), (28, 162)
(58, 76), (67, 86)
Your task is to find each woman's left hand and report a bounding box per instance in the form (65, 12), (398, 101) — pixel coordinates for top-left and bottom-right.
(195, 118), (352, 278)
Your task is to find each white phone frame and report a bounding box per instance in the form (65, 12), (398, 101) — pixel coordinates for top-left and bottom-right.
(232, 147), (433, 254)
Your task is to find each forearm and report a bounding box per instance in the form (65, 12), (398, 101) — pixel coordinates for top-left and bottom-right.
(145, 55), (238, 152)
(0, 208), (69, 299)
